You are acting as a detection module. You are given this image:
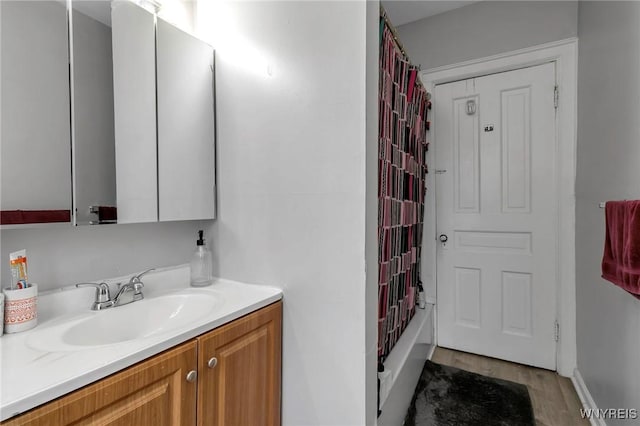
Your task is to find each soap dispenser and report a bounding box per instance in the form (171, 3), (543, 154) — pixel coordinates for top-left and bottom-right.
(190, 230), (213, 287)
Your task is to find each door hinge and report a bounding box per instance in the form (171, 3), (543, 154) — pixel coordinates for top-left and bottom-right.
(554, 85), (559, 109)
(554, 320), (560, 341)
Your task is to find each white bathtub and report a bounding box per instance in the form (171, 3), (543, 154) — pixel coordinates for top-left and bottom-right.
(378, 303), (435, 426)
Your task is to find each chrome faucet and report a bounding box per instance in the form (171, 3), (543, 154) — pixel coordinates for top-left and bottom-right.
(76, 268), (155, 311)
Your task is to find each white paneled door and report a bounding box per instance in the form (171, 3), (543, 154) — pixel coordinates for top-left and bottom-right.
(435, 63), (557, 370)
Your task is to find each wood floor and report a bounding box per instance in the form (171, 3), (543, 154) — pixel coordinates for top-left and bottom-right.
(431, 347), (589, 426)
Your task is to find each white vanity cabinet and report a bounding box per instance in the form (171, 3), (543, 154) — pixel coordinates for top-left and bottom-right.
(0, 302), (282, 426)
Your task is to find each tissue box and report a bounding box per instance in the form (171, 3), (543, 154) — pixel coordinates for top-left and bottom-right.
(3, 283), (38, 333)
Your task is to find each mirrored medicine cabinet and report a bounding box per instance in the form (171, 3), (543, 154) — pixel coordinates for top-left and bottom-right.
(1, 1), (72, 225)
(0, 0), (216, 227)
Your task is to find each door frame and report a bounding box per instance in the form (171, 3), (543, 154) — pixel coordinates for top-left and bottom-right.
(420, 38), (578, 376)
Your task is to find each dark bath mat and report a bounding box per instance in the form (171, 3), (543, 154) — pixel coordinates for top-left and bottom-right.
(404, 360), (535, 426)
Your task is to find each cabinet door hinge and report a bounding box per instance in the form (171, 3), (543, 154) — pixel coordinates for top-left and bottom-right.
(554, 320), (560, 341)
(554, 85), (559, 109)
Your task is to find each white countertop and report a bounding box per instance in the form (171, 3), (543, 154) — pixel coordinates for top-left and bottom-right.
(0, 265), (282, 421)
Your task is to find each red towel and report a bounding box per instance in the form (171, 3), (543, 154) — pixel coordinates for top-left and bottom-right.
(602, 200), (640, 299)
(0, 210), (70, 225)
(98, 206), (117, 222)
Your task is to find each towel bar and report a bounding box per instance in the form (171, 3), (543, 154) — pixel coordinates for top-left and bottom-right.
(599, 202), (606, 208)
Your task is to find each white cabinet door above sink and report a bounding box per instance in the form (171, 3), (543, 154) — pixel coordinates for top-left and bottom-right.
(157, 19), (216, 222)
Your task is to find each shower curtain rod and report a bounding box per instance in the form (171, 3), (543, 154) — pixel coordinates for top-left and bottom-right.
(380, 5), (410, 61)
(380, 5), (430, 99)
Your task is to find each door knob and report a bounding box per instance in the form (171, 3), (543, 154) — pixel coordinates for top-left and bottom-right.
(186, 370), (197, 382)
(439, 234), (448, 243)
(207, 357), (218, 368)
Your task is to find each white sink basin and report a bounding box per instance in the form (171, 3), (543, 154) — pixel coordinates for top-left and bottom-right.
(27, 289), (222, 351)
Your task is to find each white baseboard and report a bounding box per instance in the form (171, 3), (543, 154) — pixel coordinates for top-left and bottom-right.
(572, 368), (606, 426)
(427, 342), (436, 360)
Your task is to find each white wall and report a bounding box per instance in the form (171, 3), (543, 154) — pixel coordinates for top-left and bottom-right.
(397, 1), (578, 70)
(157, 0), (195, 35)
(0, 221), (208, 291)
(575, 2), (640, 423)
(199, 1), (375, 424)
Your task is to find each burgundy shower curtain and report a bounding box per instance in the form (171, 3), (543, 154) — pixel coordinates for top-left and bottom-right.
(378, 22), (430, 360)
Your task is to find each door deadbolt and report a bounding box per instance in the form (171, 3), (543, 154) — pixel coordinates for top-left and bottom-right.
(439, 234), (448, 243)
(466, 100), (476, 115)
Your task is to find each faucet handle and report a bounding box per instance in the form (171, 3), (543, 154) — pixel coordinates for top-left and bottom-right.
(76, 282), (111, 303)
(130, 268), (155, 284)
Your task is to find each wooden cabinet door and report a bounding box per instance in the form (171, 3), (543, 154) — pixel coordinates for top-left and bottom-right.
(197, 301), (282, 426)
(3, 341), (197, 426)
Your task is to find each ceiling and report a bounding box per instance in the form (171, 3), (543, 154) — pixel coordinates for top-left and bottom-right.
(382, 1), (478, 27)
(71, 1), (477, 33)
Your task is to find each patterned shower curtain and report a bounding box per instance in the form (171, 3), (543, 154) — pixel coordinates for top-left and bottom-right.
(378, 21), (430, 360)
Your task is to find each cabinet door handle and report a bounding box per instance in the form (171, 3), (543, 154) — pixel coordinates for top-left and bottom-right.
(186, 370), (197, 382)
(207, 357), (218, 368)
